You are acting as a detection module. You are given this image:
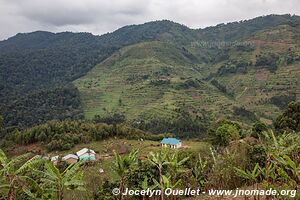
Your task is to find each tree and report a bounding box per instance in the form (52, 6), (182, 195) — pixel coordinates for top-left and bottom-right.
(94, 180), (119, 200)
(274, 155), (300, 185)
(214, 123), (241, 146)
(260, 130), (299, 158)
(0, 149), (43, 200)
(259, 130), (299, 175)
(274, 101), (300, 132)
(208, 120), (242, 146)
(37, 161), (85, 200)
(94, 113), (126, 125)
(113, 149), (138, 200)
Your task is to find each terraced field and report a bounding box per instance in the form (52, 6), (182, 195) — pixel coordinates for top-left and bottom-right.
(74, 24), (300, 127)
(74, 41), (229, 122)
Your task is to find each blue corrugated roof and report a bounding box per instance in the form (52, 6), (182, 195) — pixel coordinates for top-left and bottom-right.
(161, 138), (181, 145)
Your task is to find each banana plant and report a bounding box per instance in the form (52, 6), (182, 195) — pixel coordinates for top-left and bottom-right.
(148, 150), (170, 200)
(258, 163), (277, 183)
(36, 161), (85, 200)
(167, 151), (189, 185)
(274, 154), (300, 185)
(192, 155), (207, 188)
(113, 149), (138, 200)
(234, 163), (261, 194)
(153, 175), (182, 200)
(139, 176), (160, 200)
(0, 149), (44, 200)
(260, 131), (299, 157)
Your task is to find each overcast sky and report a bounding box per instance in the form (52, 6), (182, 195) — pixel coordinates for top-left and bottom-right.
(0, 0), (299, 40)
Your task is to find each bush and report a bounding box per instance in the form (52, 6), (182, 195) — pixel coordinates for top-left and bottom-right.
(94, 180), (118, 200)
(208, 120), (242, 146)
(255, 53), (279, 72)
(211, 79), (233, 96)
(207, 147), (249, 189)
(94, 113), (126, 125)
(248, 145), (267, 168)
(251, 121), (268, 138)
(215, 124), (240, 146)
(269, 94), (296, 109)
(233, 106), (257, 122)
(274, 101), (300, 132)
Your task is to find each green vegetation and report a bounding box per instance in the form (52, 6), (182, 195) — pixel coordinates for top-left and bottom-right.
(0, 21), (195, 128)
(251, 121), (268, 138)
(274, 101), (300, 132)
(113, 149), (139, 200)
(0, 115), (3, 132)
(0, 104), (298, 199)
(1, 129), (299, 199)
(0, 149), (85, 200)
(73, 16), (299, 134)
(207, 120), (242, 146)
(0, 14), (299, 199)
(1, 85), (84, 128)
(0, 14), (299, 133)
(37, 161), (85, 200)
(1, 120), (165, 152)
(0, 150), (41, 200)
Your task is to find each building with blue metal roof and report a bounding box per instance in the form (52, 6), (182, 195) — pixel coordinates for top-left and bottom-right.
(161, 138), (182, 149)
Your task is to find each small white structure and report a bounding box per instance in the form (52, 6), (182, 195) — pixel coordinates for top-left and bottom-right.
(76, 148), (96, 161)
(99, 168), (104, 173)
(161, 138), (182, 149)
(62, 154), (78, 164)
(50, 156), (59, 165)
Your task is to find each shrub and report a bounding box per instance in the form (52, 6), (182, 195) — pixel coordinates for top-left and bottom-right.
(274, 101), (300, 132)
(208, 120), (242, 146)
(251, 122), (268, 138)
(215, 124), (241, 146)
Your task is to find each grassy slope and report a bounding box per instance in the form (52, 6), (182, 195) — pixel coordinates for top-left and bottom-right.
(74, 41), (234, 123)
(74, 24), (300, 127)
(211, 25), (300, 123)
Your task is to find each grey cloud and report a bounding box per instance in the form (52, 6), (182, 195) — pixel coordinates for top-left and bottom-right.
(14, 0), (148, 26)
(0, 0), (299, 40)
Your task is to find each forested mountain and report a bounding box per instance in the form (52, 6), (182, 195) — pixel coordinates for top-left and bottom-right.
(198, 14), (300, 41)
(0, 20), (193, 128)
(0, 14), (299, 135)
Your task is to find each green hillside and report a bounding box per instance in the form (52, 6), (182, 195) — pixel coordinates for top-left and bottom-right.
(0, 21), (194, 127)
(74, 41), (230, 122)
(206, 24), (300, 123)
(74, 22), (300, 134)
(0, 14), (299, 134)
